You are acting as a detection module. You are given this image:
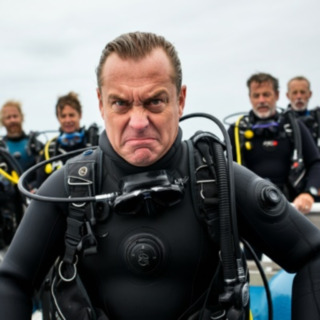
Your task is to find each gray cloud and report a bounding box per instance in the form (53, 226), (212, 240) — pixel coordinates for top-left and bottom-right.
(1, 0), (320, 137)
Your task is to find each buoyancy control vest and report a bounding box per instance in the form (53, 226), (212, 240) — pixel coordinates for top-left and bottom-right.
(43, 123), (100, 175)
(233, 110), (306, 195)
(290, 106), (320, 150)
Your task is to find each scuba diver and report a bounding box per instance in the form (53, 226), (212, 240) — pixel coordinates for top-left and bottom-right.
(226, 72), (320, 260)
(286, 76), (320, 155)
(227, 72), (320, 213)
(1, 32), (320, 320)
(0, 100), (43, 190)
(0, 100), (42, 248)
(35, 91), (100, 188)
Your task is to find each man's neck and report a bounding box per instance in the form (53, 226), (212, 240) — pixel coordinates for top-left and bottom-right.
(5, 131), (24, 139)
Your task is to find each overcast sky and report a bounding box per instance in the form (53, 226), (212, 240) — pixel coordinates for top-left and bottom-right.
(1, 0), (320, 139)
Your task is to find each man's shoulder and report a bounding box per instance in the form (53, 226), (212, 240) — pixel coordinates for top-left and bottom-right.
(309, 106), (320, 116)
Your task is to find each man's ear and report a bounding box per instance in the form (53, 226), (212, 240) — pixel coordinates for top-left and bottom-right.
(286, 92), (290, 100)
(178, 85), (187, 117)
(97, 88), (104, 118)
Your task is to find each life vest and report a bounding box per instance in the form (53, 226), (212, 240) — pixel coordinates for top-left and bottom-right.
(233, 110), (306, 194)
(43, 124), (100, 175)
(291, 106), (320, 149)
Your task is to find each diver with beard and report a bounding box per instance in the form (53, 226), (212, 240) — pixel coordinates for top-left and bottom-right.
(286, 76), (320, 155)
(0, 101), (42, 248)
(0, 100), (42, 189)
(227, 72), (320, 260)
(0, 33), (320, 320)
(228, 73), (320, 214)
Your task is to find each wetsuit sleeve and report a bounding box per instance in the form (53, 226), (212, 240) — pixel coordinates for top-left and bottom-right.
(234, 162), (320, 319)
(0, 168), (67, 320)
(298, 120), (320, 191)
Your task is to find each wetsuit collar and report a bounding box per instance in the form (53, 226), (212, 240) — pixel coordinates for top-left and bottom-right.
(249, 110), (280, 123)
(3, 131), (28, 141)
(287, 104), (310, 117)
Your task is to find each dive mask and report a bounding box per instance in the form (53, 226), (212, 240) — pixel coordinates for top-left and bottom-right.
(113, 170), (187, 216)
(58, 130), (85, 147)
(251, 121), (279, 136)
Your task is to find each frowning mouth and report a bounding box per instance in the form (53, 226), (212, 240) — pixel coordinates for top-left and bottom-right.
(125, 137), (156, 144)
(125, 137), (156, 146)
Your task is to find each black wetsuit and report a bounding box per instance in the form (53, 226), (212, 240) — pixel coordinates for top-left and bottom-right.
(1, 129), (320, 319)
(0, 147), (25, 248)
(227, 110), (320, 201)
(287, 105), (320, 151)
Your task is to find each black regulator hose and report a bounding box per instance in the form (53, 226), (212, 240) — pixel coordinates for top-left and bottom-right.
(222, 111), (247, 126)
(212, 140), (238, 281)
(18, 146), (116, 203)
(286, 110), (303, 161)
(0, 146), (23, 177)
(180, 113), (243, 277)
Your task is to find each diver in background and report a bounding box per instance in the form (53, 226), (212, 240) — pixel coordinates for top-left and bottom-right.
(286, 76), (320, 154)
(0, 101), (42, 248)
(0, 100), (42, 189)
(35, 91), (100, 188)
(228, 72), (320, 260)
(228, 72), (320, 214)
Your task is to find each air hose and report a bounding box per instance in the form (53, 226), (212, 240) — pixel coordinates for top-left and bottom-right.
(234, 115), (244, 165)
(180, 113), (243, 277)
(0, 147), (23, 184)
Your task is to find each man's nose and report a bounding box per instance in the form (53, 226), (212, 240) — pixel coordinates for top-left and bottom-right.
(128, 107), (149, 130)
(257, 95), (266, 103)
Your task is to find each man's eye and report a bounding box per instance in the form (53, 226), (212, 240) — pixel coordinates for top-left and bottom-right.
(150, 99), (162, 105)
(115, 100), (126, 106)
(112, 100), (130, 113)
(146, 99), (165, 112)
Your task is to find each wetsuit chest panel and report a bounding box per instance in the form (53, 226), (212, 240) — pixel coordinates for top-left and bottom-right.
(78, 144), (217, 319)
(243, 134), (292, 185)
(5, 138), (34, 171)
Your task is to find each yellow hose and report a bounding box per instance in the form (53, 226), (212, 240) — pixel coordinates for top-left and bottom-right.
(0, 168), (19, 184)
(234, 115), (244, 165)
(44, 136), (57, 160)
(44, 136), (58, 174)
